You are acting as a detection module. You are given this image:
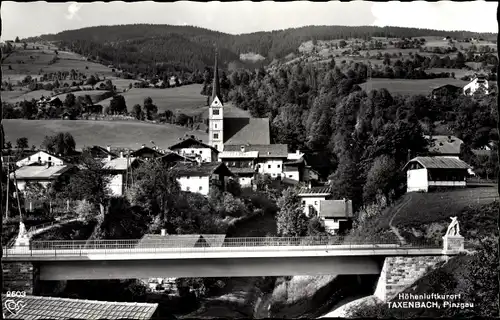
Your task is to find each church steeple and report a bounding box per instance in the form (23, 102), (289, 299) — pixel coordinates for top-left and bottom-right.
(208, 46), (224, 152)
(211, 48), (222, 104)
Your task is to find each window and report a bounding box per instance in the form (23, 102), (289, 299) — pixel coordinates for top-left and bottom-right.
(289, 175), (293, 178)
(213, 133), (219, 139)
(48, 156), (52, 160)
(191, 150), (194, 154)
(302, 201), (306, 206)
(28, 156), (31, 160)
(213, 109), (220, 115)
(314, 201), (318, 205)
(268, 165), (271, 169)
(214, 124), (218, 129)
(186, 187), (190, 191)
(199, 150), (203, 154)
(199, 186), (203, 191)
(277, 164), (281, 168)
(186, 176), (190, 179)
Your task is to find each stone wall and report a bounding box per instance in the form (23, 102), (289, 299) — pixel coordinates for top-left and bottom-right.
(374, 256), (446, 302)
(3, 262), (39, 295)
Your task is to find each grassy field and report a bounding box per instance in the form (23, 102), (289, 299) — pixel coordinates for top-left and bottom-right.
(359, 78), (468, 95)
(376, 186), (499, 230)
(99, 84), (250, 118)
(3, 44), (115, 78)
(52, 90), (113, 103)
(3, 119), (208, 150)
(1, 89), (54, 103)
(425, 68), (474, 78)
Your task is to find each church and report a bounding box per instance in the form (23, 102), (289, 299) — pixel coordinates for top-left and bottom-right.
(208, 51), (271, 152)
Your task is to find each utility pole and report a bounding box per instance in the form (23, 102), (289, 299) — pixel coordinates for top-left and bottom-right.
(5, 156), (10, 219)
(11, 161), (23, 220)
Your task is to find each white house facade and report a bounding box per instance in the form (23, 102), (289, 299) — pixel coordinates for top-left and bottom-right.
(16, 151), (65, 167)
(463, 75), (489, 95)
(298, 186), (332, 217)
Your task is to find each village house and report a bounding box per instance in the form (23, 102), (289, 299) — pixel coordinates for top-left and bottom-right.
(403, 156), (471, 193)
(171, 162), (234, 196)
(424, 135), (463, 158)
(169, 137), (219, 163)
(157, 151), (196, 168)
(102, 156), (140, 196)
(318, 199), (354, 235)
(84, 145), (117, 160)
(298, 186), (333, 217)
(16, 150), (65, 167)
(130, 144), (164, 160)
(463, 74), (489, 95)
(218, 148), (259, 188)
(430, 84), (463, 99)
(10, 164), (77, 192)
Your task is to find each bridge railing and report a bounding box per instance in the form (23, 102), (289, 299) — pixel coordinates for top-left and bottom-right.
(1, 236), (445, 257)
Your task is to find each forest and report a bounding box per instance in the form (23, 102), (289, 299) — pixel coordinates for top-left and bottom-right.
(25, 24), (497, 75)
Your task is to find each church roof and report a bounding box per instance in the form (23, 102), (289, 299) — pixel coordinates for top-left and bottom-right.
(223, 118), (270, 145)
(212, 49), (221, 104)
(223, 144), (288, 158)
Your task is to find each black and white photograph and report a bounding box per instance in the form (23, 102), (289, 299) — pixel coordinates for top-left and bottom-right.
(1, 1), (499, 319)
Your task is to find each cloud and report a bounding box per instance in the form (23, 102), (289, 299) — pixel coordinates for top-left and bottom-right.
(65, 2), (83, 20)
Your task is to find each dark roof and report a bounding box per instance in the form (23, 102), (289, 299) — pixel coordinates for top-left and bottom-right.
(224, 144), (288, 158)
(102, 157), (138, 171)
(158, 152), (196, 163)
(282, 177), (300, 186)
(404, 156), (471, 170)
(172, 162), (234, 177)
(131, 146), (163, 157)
(472, 149), (491, 157)
(319, 200), (354, 218)
(84, 146), (117, 158)
(298, 186), (332, 196)
(1, 294), (158, 320)
(284, 158), (305, 166)
(431, 84), (463, 91)
(425, 135), (463, 155)
(223, 118), (271, 145)
(228, 167), (257, 175)
(212, 49), (221, 103)
(169, 137), (218, 152)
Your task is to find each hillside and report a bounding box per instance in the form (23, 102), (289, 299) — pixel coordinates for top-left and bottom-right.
(2, 119), (207, 150)
(25, 24), (496, 74)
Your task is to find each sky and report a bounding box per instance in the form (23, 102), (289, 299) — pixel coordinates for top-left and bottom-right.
(1, 1), (498, 41)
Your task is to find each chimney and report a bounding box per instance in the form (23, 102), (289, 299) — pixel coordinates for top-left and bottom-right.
(106, 145), (111, 152)
(107, 155), (111, 162)
(296, 150), (300, 155)
(241, 146), (245, 153)
(160, 229), (167, 236)
(120, 151), (124, 158)
(142, 144), (146, 148)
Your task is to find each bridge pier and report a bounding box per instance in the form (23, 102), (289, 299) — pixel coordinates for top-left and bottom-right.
(3, 262), (40, 295)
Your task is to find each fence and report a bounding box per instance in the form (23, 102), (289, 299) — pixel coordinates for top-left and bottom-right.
(24, 199), (78, 214)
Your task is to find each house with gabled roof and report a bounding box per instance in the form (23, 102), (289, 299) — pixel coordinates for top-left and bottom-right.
(11, 164), (77, 192)
(102, 156), (140, 196)
(16, 150), (65, 168)
(319, 199), (354, 235)
(297, 186), (333, 217)
(157, 151), (197, 168)
(171, 162), (234, 196)
(169, 136), (219, 163)
(130, 144), (163, 160)
(403, 156), (471, 192)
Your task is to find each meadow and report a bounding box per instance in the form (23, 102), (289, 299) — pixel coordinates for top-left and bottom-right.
(2, 119), (208, 150)
(52, 90), (113, 103)
(358, 78), (468, 95)
(1, 89), (54, 103)
(99, 84), (250, 118)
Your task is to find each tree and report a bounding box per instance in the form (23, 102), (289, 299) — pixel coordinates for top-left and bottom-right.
(132, 104), (143, 120)
(15, 36), (20, 43)
(363, 155), (401, 205)
(276, 188), (308, 237)
(41, 132), (76, 156)
(23, 42), (27, 50)
(64, 93), (76, 108)
(143, 97), (158, 120)
(61, 153), (112, 219)
(16, 137), (28, 151)
(86, 75), (98, 88)
(109, 95), (127, 114)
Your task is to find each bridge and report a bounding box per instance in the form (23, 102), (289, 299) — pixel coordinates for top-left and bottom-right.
(3, 235), (467, 301)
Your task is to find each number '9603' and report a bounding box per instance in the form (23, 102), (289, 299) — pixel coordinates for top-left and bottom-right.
(6, 291), (26, 297)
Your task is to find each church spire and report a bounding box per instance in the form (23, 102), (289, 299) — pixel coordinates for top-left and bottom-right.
(212, 47), (221, 103)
